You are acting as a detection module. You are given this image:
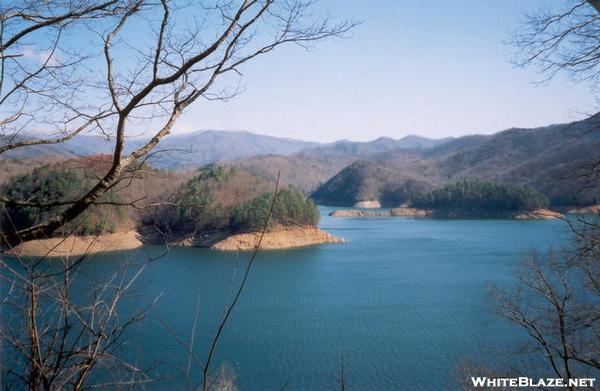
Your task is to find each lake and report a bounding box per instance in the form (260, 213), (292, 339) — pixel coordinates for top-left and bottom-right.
(5, 207), (573, 390)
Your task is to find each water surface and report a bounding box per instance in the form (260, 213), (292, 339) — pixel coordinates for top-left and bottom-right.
(17, 207), (575, 389)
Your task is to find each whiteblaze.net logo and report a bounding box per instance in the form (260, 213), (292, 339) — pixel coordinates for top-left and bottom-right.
(471, 377), (596, 388)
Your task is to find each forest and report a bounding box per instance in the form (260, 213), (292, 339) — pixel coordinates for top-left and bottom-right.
(410, 180), (550, 211)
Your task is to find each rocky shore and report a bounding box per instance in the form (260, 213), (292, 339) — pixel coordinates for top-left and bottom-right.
(329, 209), (389, 217)
(329, 207), (432, 217)
(330, 207), (564, 220)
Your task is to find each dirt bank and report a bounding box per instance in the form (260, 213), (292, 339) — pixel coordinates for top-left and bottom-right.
(6, 230), (143, 257)
(211, 226), (344, 251)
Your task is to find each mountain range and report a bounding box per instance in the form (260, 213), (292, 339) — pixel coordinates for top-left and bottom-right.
(2, 116), (600, 207)
(0, 130), (451, 170)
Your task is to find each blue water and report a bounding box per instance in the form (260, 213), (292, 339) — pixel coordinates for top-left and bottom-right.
(7, 207), (574, 390)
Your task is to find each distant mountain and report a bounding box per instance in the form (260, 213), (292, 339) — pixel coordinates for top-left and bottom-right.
(1, 134), (114, 159)
(139, 130), (320, 169)
(0, 130), (320, 170)
(1, 130), (450, 170)
(312, 116), (600, 207)
(299, 135), (452, 157)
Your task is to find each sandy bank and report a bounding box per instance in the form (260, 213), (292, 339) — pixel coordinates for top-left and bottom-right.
(211, 226), (344, 251)
(513, 209), (564, 220)
(6, 230), (143, 257)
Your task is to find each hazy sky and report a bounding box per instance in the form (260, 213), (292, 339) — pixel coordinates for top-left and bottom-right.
(173, 1), (597, 142)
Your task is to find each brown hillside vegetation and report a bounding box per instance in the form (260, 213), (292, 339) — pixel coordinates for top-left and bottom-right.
(2, 159), (335, 253)
(314, 116), (600, 207)
(0, 155), (68, 185)
(229, 153), (357, 194)
(0, 155), (192, 240)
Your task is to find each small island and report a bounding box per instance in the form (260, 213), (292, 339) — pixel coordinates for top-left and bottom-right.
(329, 180), (565, 220)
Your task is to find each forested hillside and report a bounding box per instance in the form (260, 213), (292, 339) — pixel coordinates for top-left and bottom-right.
(1, 156), (190, 239)
(313, 116), (600, 207)
(311, 160), (435, 206)
(1, 158), (318, 242)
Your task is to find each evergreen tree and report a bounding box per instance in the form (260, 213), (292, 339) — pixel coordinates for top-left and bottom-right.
(411, 180), (549, 211)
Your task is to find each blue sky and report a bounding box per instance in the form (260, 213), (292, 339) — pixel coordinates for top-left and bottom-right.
(167, 0), (596, 142)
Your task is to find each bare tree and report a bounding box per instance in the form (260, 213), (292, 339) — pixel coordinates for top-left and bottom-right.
(0, 3), (355, 389)
(0, 168), (284, 390)
(457, 216), (600, 388)
(455, 2), (600, 387)
(512, 0), (600, 88)
(490, 250), (600, 387)
(0, 0), (356, 246)
(0, 1), (130, 153)
(0, 249), (156, 390)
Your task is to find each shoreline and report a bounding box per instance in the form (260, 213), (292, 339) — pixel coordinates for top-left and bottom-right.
(210, 226), (344, 251)
(5, 226), (344, 257)
(5, 230), (143, 258)
(329, 207), (566, 220)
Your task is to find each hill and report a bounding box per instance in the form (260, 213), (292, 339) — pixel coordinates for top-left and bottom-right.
(312, 160), (436, 206)
(229, 153), (358, 194)
(425, 118), (600, 205)
(312, 116), (600, 207)
(0, 155), (190, 238)
(0, 158), (324, 244)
